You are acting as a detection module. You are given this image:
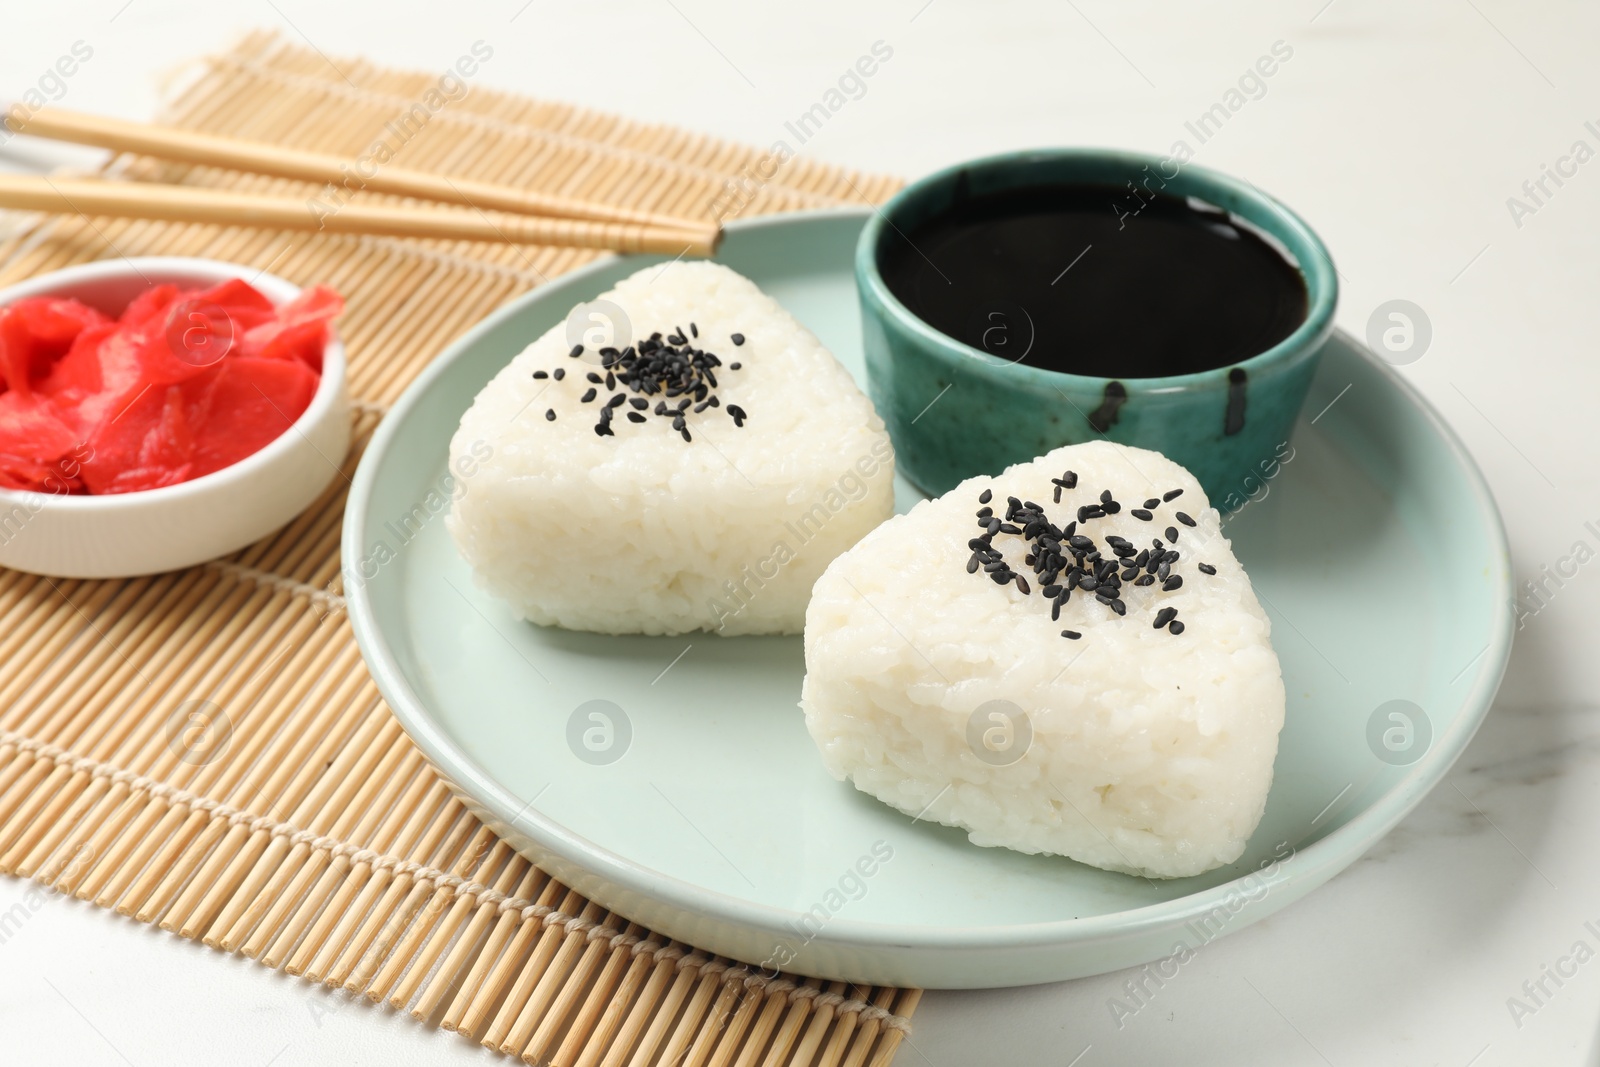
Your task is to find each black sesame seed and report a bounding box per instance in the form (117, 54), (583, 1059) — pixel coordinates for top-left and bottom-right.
(1015, 576), (1031, 595)
(1153, 607), (1177, 629)
(1165, 526), (1179, 542)
(569, 344), (583, 358)
(1109, 598), (1126, 616)
(630, 397), (648, 410)
(1163, 488), (1183, 501)
(690, 322), (698, 338)
(586, 372), (603, 384)
(607, 394), (627, 408)
(606, 372), (616, 389)
(1103, 500), (1121, 514)
(1062, 470), (1078, 489)
(1143, 498), (1161, 509)
(553, 367), (566, 380)
(544, 408), (556, 421)
(731, 333), (745, 346)
(979, 488), (993, 504)
(1176, 512), (1196, 527)
(1100, 489), (1113, 505)
(627, 411), (646, 423)
(1131, 509), (1153, 521)
(1168, 620), (1185, 635)
(580, 388), (597, 403)
(1163, 575), (1183, 591)
(681, 427), (692, 442)
(1061, 630), (1082, 640)
(729, 362), (741, 370)
(1135, 575), (1156, 586)
(532, 370), (549, 379)
(967, 555), (980, 574)
(1198, 563), (1217, 575)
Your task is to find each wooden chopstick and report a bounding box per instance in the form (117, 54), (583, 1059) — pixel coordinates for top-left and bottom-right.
(0, 175), (719, 257)
(4, 105), (713, 238)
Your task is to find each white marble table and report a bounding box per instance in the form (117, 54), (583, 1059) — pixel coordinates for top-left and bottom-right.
(2, 1), (1597, 1063)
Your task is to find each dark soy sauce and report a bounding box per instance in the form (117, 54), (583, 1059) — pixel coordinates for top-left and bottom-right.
(879, 184), (1308, 379)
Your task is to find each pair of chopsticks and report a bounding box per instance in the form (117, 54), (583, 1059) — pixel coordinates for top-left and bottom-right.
(0, 106), (721, 257)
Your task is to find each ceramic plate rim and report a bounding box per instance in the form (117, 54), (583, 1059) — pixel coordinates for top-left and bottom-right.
(344, 207), (1514, 953)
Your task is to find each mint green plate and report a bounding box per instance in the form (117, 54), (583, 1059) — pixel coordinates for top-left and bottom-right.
(344, 209), (1512, 988)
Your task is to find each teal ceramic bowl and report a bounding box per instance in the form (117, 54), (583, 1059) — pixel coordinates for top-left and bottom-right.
(856, 148), (1339, 507)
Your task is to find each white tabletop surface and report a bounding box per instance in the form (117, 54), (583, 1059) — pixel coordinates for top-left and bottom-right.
(3, 1), (1598, 1064)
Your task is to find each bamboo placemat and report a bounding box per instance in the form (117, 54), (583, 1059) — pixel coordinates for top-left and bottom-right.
(0, 30), (918, 1066)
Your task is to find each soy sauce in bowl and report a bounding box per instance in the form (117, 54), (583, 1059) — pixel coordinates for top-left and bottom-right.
(878, 183), (1308, 380)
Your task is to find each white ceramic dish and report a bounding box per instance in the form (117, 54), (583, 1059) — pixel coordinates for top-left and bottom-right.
(0, 256), (349, 578)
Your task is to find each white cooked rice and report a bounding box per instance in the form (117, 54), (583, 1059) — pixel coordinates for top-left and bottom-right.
(800, 440), (1285, 878)
(447, 261), (894, 636)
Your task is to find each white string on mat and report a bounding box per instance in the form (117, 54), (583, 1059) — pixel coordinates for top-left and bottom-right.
(338, 233), (558, 286)
(0, 728), (913, 1032)
(203, 560), (345, 613)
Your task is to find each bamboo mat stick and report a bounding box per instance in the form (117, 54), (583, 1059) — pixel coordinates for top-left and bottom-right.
(281, 726), (413, 975)
(416, 861), (546, 1023)
(385, 832), (509, 1008)
(500, 904), (625, 1053)
(323, 770), (456, 982)
(360, 780), (483, 991)
(302, 753), (431, 982)
(606, 950), (692, 1067)
(493, 891), (597, 1048)
(478, 908), (567, 1048)
(543, 923), (652, 1064)
(653, 961), (725, 1067)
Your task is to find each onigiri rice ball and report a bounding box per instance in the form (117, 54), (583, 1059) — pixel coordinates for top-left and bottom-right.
(800, 440), (1285, 878)
(448, 262), (894, 636)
